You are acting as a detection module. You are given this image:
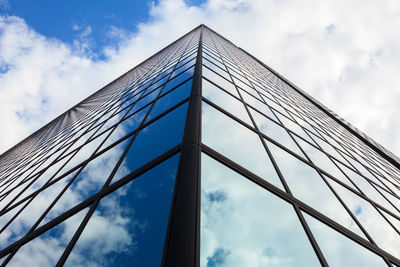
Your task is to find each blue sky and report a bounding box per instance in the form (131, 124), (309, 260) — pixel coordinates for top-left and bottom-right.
(0, 0), (203, 56)
(0, 0), (400, 160)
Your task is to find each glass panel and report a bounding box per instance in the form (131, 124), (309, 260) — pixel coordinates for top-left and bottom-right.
(312, 135), (347, 163)
(101, 106), (150, 150)
(202, 78), (252, 125)
(165, 66), (194, 91)
(381, 208), (400, 233)
(203, 60), (231, 81)
(266, 140), (365, 237)
(203, 52), (226, 71)
(146, 78), (192, 122)
(242, 91), (276, 122)
(249, 107), (305, 157)
(200, 153), (320, 267)
(202, 102), (283, 189)
(261, 95), (288, 116)
(0, 170), (79, 248)
(329, 179), (400, 258)
(232, 76), (259, 99)
(131, 86), (161, 111)
(275, 112), (315, 144)
(339, 163), (400, 216)
(8, 208), (88, 266)
(111, 102), (188, 184)
(65, 154), (180, 266)
(304, 213), (386, 267)
(295, 137), (358, 190)
(60, 133), (109, 174)
(40, 139), (129, 226)
(202, 67), (239, 97)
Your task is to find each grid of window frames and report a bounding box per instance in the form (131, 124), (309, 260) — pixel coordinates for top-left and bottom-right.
(0, 26), (200, 266)
(200, 26), (400, 267)
(0, 24), (398, 266)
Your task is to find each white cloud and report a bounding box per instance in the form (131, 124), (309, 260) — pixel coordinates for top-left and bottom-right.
(0, 0), (399, 161)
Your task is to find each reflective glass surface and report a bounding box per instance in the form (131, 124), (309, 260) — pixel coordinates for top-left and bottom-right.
(295, 137), (357, 190)
(329, 179), (400, 258)
(267, 140), (365, 237)
(0, 25), (399, 266)
(112, 102), (188, 183)
(201, 153), (320, 267)
(65, 154), (180, 266)
(304, 213), (386, 267)
(39, 138), (130, 227)
(202, 67), (239, 97)
(8, 208), (88, 267)
(202, 78), (252, 125)
(202, 102), (283, 189)
(250, 108), (305, 157)
(146, 78), (192, 122)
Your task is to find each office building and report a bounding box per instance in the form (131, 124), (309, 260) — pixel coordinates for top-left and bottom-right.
(0, 25), (399, 266)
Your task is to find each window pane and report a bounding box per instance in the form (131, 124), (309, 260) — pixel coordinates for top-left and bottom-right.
(266, 140), (365, 237)
(202, 67), (239, 97)
(242, 92), (277, 122)
(40, 138), (130, 226)
(295, 137), (357, 190)
(146, 78), (192, 122)
(65, 153), (180, 266)
(275, 112), (315, 144)
(250, 107), (305, 157)
(101, 106), (150, 149)
(304, 212), (386, 267)
(329, 179), (400, 259)
(202, 102), (282, 189)
(8, 208), (88, 266)
(203, 60), (230, 81)
(203, 78), (252, 125)
(201, 153), (320, 267)
(165, 66), (194, 91)
(338, 163), (399, 216)
(111, 102), (188, 183)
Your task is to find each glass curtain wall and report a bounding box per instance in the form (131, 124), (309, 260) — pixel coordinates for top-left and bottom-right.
(0, 25), (399, 267)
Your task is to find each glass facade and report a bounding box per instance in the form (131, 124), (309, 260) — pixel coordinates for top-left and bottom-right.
(0, 25), (399, 266)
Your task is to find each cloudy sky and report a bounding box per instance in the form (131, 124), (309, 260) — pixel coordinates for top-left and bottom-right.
(0, 0), (399, 158)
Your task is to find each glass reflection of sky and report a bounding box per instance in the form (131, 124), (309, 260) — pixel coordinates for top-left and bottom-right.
(7, 208), (89, 267)
(112, 101), (188, 184)
(304, 213), (386, 267)
(202, 101), (283, 189)
(200, 153), (320, 267)
(202, 78), (252, 125)
(65, 154), (180, 266)
(328, 179), (400, 259)
(146, 78), (192, 123)
(1, 77), (189, 264)
(266, 140), (366, 238)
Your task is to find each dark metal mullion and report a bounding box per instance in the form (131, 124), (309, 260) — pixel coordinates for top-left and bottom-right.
(162, 25), (202, 267)
(55, 33), (197, 267)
